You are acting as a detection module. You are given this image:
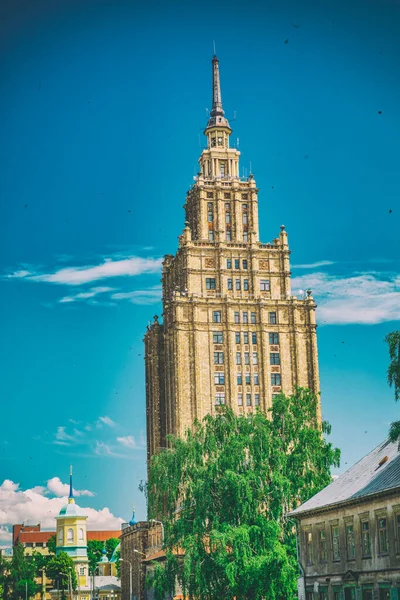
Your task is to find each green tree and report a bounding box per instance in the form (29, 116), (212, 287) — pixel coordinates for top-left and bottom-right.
(46, 553), (77, 598)
(146, 388), (340, 600)
(114, 548), (121, 579)
(47, 534), (57, 555)
(8, 544), (36, 600)
(385, 332), (400, 446)
(105, 538), (120, 561)
(87, 540), (104, 575)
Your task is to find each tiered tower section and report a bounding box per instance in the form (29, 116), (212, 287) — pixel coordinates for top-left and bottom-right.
(145, 55), (320, 463)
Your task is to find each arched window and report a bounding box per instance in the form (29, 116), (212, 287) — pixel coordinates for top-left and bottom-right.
(58, 529), (63, 544)
(67, 528), (74, 543)
(78, 528), (84, 541)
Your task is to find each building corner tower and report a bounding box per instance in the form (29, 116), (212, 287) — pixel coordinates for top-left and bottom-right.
(145, 55), (321, 463)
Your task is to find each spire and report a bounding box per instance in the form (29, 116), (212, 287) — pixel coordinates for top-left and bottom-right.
(68, 465), (75, 504)
(205, 55), (231, 132)
(129, 504), (137, 526)
(210, 55), (224, 118)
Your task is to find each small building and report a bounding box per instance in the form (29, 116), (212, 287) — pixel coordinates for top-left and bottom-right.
(288, 439), (400, 600)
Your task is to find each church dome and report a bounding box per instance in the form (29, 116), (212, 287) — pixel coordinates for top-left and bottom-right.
(57, 502), (87, 518)
(110, 542), (120, 563)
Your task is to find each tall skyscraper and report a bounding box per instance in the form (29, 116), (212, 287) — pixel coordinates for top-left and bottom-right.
(145, 55), (320, 463)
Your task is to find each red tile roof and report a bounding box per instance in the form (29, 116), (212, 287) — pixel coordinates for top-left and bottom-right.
(14, 527), (121, 545)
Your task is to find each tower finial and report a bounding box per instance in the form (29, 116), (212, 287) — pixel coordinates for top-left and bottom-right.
(68, 465), (74, 504)
(205, 55), (231, 132)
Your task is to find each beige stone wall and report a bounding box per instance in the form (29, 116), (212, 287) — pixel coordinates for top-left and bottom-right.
(296, 492), (400, 598)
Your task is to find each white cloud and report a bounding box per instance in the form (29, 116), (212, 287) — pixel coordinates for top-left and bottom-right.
(98, 416), (116, 428)
(94, 441), (116, 456)
(292, 271), (400, 325)
(111, 286), (162, 304)
(46, 477), (94, 498)
(292, 260), (335, 269)
(7, 256), (163, 286)
(58, 286), (115, 304)
(0, 479), (123, 543)
(116, 436), (137, 449)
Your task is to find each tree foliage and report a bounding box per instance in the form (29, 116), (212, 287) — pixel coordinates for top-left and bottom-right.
(145, 388), (340, 600)
(105, 538), (120, 561)
(87, 540), (104, 574)
(47, 534), (57, 555)
(7, 544), (37, 600)
(385, 331), (400, 446)
(46, 553), (77, 593)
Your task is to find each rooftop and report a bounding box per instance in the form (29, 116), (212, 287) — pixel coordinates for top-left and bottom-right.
(289, 438), (400, 517)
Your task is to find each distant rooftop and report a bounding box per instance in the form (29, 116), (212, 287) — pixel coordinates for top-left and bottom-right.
(289, 438), (400, 517)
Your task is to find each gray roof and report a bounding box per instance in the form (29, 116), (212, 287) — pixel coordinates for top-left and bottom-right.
(289, 438), (400, 517)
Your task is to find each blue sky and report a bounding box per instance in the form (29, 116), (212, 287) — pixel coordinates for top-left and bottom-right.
(1, 0), (400, 543)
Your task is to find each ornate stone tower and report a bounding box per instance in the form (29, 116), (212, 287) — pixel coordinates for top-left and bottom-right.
(145, 55), (320, 463)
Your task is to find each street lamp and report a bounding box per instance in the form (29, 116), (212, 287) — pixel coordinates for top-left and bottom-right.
(120, 558), (133, 600)
(133, 549), (146, 558)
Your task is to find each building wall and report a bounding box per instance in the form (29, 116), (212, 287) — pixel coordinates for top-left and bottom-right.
(120, 522), (148, 600)
(145, 171), (321, 461)
(296, 492), (400, 600)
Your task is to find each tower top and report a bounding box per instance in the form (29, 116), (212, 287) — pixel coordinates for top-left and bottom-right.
(205, 55), (231, 133)
(68, 465), (74, 505)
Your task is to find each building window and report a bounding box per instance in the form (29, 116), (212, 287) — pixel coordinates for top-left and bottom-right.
(272, 393), (279, 399)
(252, 352), (258, 365)
(378, 517), (389, 554)
(243, 332), (249, 345)
(251, 312), (256, 324)
(218, 136), (223, 146)
(236, 353), (241, 365)
(271, 373), (281, 386)
(224, 193), (231, 199)
(236, 279), (241, 290)
(269, 332), (279, 344)
(269, 312), (277, 324)
(252, 332), (257, 345)
(305, 530), (313, 564)
(207, 194), (213, 200)
(206, 278), (216, 290)
(58, 529), (63, 543)
(243, 312), (248, 324)
(260, 280), (270, 291)
(234, 311), (240, 323)
(346, 524), (355, 559)
(220, 162), (226, 176)
(215, 393), (225, 405)
(213, 332), (224, 344)
(361, 520), (371, 556)
(234, 259), (240, 269)
(238, 393), (243, 406)
(211, 137), (216, 147)
(208, 211), (213, 222)
(226, 230), (232, 241)
(225, 210), (231, 223)
(80, 567), (85, 576)
(78, 528), (84, 541)
(245, 374), (251, 385)
(214, 352), (224, 364)
(243, 279), (249, 291)
(208, 231), (214, 241)
(254, 374), (259, 385)
(237, 374), (242, 385)
(244, 352), (250, 365)
(319, 529), (327, 562)
(255, 394), (260, 406)
(243, 232), (248, 242)
(227, 259), (232, 269)
(214, 372), (225, 385)
(213, 311), (221, 323)
(243, 259), (248, 269)
(242, 194), (248, 200)
(67, 528), (74, 543)
(242, 212), (248, 225)
(235, 332), (240, 344)
(246, 393), (251, 406)
(270, 353), (280, 365)
(228, 278), (233, 290)
(332, 525), (340, 561)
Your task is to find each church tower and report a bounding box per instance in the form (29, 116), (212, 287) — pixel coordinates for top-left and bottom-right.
(145, 55), (320, 463)
(55, 467), (89, 588)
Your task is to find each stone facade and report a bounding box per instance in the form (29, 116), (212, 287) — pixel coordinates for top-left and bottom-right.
(120, 521), (148, 600)
(145, 55), (321, 463)
(295, 491), (400, 600)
